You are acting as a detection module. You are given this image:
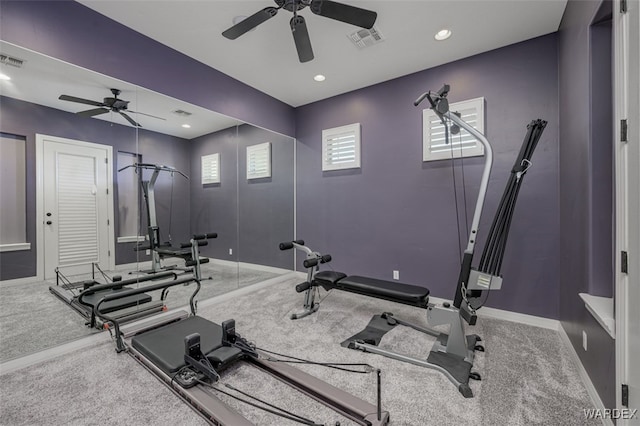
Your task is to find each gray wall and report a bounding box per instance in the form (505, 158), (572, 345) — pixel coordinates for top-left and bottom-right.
(0, 95), (191, 279)
(558, 0), (615, 411)
(295, 34), (560, 319)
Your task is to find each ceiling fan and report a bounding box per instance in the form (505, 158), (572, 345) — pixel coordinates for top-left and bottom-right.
(58, 88), (165, 127)
(222, 0), (377, 63)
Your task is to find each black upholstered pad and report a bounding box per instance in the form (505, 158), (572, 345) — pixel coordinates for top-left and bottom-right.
(313, 270), (348, 286)
(335, 276), (429, 308)
(132, 316), (223, 375)
(155, 247), (192, 259)
(80, 288), (152, 313)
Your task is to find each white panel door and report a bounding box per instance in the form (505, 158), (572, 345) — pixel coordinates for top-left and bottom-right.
(43, 139), (111, 279)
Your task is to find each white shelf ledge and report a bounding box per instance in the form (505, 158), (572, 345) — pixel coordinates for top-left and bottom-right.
(579, 293), (615, 338)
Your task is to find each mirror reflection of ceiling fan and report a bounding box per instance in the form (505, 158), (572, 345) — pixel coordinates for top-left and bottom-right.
(58, 88), (165, 127)
(222, 0), (377, 63)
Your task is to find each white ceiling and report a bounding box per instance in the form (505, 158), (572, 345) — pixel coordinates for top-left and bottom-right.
(0, 41), (240, 139)
(78, 0), (568, 107)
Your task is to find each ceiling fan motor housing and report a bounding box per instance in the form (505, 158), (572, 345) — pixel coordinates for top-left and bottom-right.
(275, 0), (307, 12)
(104, 98), (130, 110)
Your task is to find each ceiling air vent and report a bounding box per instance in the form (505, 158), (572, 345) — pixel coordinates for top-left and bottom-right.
(348, 27), (384, 49)
(172, 109), (193, 117)
(0, 53), (25, 68)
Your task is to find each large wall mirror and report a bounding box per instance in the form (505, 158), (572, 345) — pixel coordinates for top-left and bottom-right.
(0, 41), (296, 362)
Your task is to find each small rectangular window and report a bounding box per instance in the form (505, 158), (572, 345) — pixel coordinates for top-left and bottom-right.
(423, 97), (485, 162)
(247, 142), (271, 180)
(322, 123), (361, 171)
(0, 133), (30, 252)
(201, 153), (221, 184)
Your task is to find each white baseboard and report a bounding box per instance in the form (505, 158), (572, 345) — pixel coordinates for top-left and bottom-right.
(428, 296), (561, 330)
(237, 261), (293, 275)
(558, 325), (613, 426)
(0, 275), (40, 288)
(0, 332), (110, 375)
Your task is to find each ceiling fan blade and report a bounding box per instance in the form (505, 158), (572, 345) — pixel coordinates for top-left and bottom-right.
(290, 16), (314, 63)
(59, 95), (105, 107)
(310, 0), (377, 29)
(77, 107), (109, 117)
(127, 110), (167, 121)
(119, 111), (141, 127)
(222, 7), (279, 40)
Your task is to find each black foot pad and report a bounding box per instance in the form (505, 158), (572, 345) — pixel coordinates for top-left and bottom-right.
(341, 314), (397, 348)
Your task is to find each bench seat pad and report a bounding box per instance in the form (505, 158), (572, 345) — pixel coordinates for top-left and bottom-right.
(314, 271), (429, 308)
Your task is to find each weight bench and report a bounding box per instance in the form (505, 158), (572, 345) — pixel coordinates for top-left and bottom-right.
(139, 227), (216, 280)
(313, 271), (430, 309)
(280, 240), (483, 397)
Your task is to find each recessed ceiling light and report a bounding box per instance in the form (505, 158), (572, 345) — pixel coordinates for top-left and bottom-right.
(314, 74), (326, 82)
(434, 29), (452, 41)
(0, 73), (11, 81)
(181, 124), (191, 128)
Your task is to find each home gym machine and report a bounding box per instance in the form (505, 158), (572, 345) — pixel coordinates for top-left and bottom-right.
(93, 273), (390, 425)
(49, 263), (176, 329)
(280, 84), (547, 397)
(118, 163), (216, 277)
(50, 232), (217, 328)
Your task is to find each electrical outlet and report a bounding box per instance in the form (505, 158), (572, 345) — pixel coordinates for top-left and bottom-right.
(582, 330), (587, 351)
(229, 248), (233, 255)
(393, 270), (399, 280)
(146, 250), (150, 256)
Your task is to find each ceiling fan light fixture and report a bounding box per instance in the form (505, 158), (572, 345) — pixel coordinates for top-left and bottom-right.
(233, 15), (247, 25)
(314, 74), (326, 82)
(435, 29), (452, 41)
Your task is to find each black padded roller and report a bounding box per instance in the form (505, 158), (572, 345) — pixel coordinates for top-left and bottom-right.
(303, 258), (318, 268)
(279, 241), (294, 250)
(193, 233), (218, 240)
(279, 240), (305, 250)
(321, 254), (332, 264)
(295, 282), (313, 293)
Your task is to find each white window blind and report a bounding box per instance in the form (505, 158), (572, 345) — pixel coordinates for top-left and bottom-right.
(246, 142), (271, 180)
(201, 153), (220, 184)
(322, 123), (361, 171)
(423, 97), (485, 162)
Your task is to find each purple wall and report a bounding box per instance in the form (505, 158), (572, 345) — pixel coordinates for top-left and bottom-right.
(189, 124), (295, 269)
(237, 124), (295, 269)
(0, 95), (191, 279)
(0, 0), (295, 137)
(189, 127), (240, 262)
(558, 0), (615, 411)
(295, 34), (560, 319)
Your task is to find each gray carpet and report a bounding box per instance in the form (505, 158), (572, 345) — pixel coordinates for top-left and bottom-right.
(0, 264), (281, 363)
(0, 275), (599, 425)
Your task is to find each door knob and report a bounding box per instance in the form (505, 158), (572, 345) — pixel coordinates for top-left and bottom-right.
(46, 212), (52, 217)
